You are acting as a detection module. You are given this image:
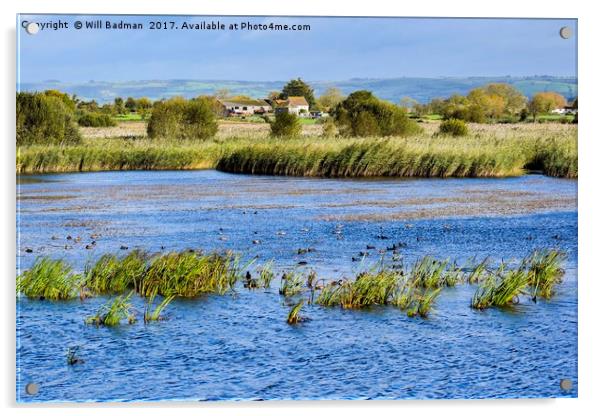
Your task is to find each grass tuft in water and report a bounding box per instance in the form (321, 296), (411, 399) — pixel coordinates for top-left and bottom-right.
(279, 272), (306, 297)
(85, 291), (136, 326)
(526, 249), (566, 300)
(140, 251), (238, 297)
(144, 292), (175, 323)
(471, 263), (530, 309)
(83, 250), (146, 294)
(17, 257), (81, 300)
(286, 299), (306, 325)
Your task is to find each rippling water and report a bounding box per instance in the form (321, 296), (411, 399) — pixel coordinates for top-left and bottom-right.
(16, 171), (577, 401)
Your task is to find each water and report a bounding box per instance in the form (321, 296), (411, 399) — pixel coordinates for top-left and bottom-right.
(16, 170), (578, 401)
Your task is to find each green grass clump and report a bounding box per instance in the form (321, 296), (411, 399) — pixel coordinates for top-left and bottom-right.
(408, 256), (452, 288)
(83, 250), (146, 294)
(316, 271), (399, 309)
(286, 299), (305, 325)
(471, 264), (530, 309)
(526, 249), (566, 300)
(257, 261), (275, 289)
(466, 257), (491, 284)
(279, 272), (305, 297)
(144, 292), (175, 323)
(17, 258), (81, 300)
(140, 251), (238, 297)
(85, 292), (136, 326)
(406, 288), (442, 318)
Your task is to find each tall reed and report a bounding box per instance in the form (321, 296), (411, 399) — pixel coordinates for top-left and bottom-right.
(17, 258), (81, 300)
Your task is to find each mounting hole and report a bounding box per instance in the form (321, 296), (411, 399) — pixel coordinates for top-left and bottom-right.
(25, 22), (39, 35)
(560, 378), (573, 391)
(25, 382), (39, 395)
(559, 26), (572, 39)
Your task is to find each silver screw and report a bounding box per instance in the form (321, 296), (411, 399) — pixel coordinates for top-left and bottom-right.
(25, 382), (39, 395)
(559, 26), (572, 40)
(25, 22), (39, 35)
(560, 379), (573, 391)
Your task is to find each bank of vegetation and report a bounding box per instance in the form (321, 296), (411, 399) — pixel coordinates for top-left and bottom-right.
(16, 248), (567, 325)
(16, 80), (578, 178)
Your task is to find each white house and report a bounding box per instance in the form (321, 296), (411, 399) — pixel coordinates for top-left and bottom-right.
(219, 99), (272, 116)
(274, 96), (310, 116)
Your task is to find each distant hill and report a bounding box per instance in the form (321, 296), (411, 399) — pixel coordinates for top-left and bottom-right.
(18, 76), (577, 104)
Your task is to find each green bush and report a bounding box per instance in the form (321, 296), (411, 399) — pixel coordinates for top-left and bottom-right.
(269, 112), (302, 138)
(77, 112), (117, 127)
(334, 90), (422, 137)
(438, 119), (469, 136)
(147, 97), (218, 140)
(17, 92), (81, 145)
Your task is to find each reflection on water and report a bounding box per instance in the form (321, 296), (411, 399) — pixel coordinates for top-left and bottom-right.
(16, 170), (577, 401)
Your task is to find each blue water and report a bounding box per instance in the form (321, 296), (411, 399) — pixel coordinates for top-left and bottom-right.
(16, 171), (578, 402)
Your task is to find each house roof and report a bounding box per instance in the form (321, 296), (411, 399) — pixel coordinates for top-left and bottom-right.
(219, 98), (270, 107)
(287, 96), (309, 107)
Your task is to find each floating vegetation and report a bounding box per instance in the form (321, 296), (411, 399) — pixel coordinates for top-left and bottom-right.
(144, 293), (175, 323)
(471, 264), (530, 310)
(466, 256), (491, 284)
(17, 258), (81, 300)
(406, 288), (443, 318)
(286, 299), (306, 325)
(409, 256), (452, 288)
(83, 250), (146, 294)
(140, 251), (238, 297)
(17, 249), (568, 322)
(85, 292), (136, 326)
(279, 272), (305, 297)
(526, 249), (566, 300)
(257, 261), (275, 289)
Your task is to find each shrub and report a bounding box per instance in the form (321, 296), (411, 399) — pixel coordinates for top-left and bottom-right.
(333, 90), (422, 137)
(269, 112), (302, 138)
(147, 97), (218, 140)
(77, 111), (117, 127)
(321, 118), (337, 138)
(438, 119), (469, 136)
(17, 92), (81, 145)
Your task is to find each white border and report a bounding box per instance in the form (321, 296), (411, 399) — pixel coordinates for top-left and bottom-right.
(3, 1), (601, 415)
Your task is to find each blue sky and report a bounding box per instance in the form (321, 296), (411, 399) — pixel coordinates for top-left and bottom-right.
(17, 15), (577, 82)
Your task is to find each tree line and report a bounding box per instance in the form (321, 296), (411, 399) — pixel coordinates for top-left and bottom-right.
(16, 78), (576, 146)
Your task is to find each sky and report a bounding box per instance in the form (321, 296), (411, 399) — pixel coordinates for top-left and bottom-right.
(17, 15), (577, 83)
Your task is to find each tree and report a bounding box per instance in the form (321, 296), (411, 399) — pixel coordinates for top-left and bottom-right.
(136, 97), (153, 119)
(17, 92), (81, 145)
(317, 87), (344, 112)
(269, 112), (302, 138)
(333, 90), (422, 137)
(114, 97), (125, 115)
(527, 92), (567, 121)
(147, 96), (218, 140)
(125, 97), (137, 113)
(280, 78), (316, 109)
(480, 83), (527, 115)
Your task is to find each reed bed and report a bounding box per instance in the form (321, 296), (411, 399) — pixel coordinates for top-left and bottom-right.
(139, 251), (239, 297)
(17, 258), (81, 300)
(17, 249), (568, 321)
(17, 124), (577, 178)
(83, 250), (146, 294)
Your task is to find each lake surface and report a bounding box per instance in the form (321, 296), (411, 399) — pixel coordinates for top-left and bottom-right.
(16, 170), (578, 402)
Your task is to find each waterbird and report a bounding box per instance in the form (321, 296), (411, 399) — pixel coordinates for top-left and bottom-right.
(120, 245), (128, 250)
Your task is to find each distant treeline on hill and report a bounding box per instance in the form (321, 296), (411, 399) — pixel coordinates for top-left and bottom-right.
(19, 76), (577, 104)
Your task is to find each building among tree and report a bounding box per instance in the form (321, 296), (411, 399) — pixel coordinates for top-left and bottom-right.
(219, 98), (272, 116)
(273, 96), (310, 116)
